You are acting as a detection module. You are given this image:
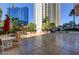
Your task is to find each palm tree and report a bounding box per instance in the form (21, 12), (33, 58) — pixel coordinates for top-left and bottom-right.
(69, 9), (75, 28)
(42, 16), (48, 23)
(0, 8), (2, 21)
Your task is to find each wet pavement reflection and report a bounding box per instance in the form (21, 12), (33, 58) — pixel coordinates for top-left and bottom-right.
(0, 32), (79, 55)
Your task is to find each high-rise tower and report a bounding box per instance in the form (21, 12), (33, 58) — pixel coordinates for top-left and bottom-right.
(42, 3), (60, 27)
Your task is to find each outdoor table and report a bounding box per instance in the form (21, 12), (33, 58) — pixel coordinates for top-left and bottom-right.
(0, 36), (15, 50)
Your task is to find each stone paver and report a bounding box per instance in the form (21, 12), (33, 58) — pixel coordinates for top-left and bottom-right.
(0, 32), (79, 55)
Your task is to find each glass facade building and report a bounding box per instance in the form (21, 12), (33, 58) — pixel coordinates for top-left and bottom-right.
(7, 7), (28, 25)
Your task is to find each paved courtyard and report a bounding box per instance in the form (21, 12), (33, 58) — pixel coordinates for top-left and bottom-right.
(0, 32), (79, 55)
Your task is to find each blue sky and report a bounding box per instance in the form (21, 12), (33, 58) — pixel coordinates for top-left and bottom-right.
(0, 3), (34, 23)
(61, 3), (79, 25)
(0, 3), (79, 25)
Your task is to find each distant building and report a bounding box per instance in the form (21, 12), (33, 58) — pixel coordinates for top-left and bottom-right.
(7, 7), (28, 25)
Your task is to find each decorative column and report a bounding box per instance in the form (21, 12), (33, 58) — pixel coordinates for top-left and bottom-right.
(34, 3), (42, 32)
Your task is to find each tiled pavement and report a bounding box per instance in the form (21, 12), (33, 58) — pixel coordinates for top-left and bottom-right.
(0, 32), (79, 55)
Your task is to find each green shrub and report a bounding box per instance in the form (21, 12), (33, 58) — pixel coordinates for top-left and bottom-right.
(49, 23), (56, 30)
(25, 23), (36, 32)
(42, 16), (56, 31)
(42, 22), (50, 31)
(0, 30), (5, 35)
(42, 21), (55, 31)
(9, 26), (19, 33)
(9, 27), (14, 33)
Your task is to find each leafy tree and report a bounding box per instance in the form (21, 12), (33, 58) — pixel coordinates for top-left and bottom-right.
(11, 18), (23, 26)
(0, 8), (2, 20)
(42, 16), (49, 23)
(42, 16), (56, 31)
(69, 9), (75, 28)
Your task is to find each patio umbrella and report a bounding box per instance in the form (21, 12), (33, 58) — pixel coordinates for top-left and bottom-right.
(3, 15), (10, 33)
(74, 4), (79, 16)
